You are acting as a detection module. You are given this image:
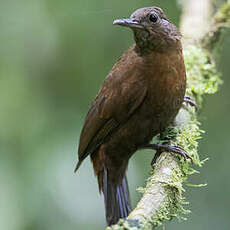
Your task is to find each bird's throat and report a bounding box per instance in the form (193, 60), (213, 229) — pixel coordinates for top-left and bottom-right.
(133, 30), (178, 55)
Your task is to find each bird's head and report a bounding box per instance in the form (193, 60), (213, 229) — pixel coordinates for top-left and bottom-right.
(113, 7), (182, 54)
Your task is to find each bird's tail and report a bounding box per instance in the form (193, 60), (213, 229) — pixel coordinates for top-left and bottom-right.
(99, 168), (131, 226)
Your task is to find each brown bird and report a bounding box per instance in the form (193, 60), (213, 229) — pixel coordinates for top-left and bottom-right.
(75, 6), (192, 226)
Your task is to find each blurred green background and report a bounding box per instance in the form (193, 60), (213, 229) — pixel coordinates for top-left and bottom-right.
(1, 0), (229, 229)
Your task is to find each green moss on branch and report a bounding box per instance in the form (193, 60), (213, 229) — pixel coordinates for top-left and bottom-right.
(184, 45), (222, 107)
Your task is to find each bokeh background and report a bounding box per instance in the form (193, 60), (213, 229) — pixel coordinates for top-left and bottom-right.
(1, 0), (229, 229)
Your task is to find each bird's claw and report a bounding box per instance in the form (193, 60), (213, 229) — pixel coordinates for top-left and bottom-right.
(184, 96), (198, 111)
(140, 143), (193, 167)
(164, 144), (194, 164)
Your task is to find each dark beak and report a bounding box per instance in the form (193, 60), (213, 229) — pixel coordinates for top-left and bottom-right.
(113, 18), (143, 29)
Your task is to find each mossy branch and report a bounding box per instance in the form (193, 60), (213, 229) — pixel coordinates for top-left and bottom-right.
(106, 1), (229, 229)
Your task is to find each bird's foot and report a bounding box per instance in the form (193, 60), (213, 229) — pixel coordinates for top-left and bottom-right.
(140, 143), (193, 167)
(184, 96), (198, 111)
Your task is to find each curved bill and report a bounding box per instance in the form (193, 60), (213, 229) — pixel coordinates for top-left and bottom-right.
(113, 18), (143, 29)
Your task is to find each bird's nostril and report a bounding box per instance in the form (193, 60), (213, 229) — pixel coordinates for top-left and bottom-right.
(132, 19), (140, 23)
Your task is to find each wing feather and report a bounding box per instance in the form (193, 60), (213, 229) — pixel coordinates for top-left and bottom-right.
(75, 81), (147, 172)
(75, 48), (148, 171)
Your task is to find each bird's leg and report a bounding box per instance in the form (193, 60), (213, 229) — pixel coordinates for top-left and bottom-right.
(184, 96), (198, 111)
(150, 150), (162, 168)
(139, 143), (193, 167)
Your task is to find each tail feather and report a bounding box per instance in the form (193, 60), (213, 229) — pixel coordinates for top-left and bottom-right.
(74, 160), (82, 173)
(103, 169), (131, 226)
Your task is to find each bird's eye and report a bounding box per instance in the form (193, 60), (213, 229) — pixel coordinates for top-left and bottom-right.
(149, 13), (158, 23)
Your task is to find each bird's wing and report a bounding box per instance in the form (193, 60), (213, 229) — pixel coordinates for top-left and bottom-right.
(75, 76), (147, 171)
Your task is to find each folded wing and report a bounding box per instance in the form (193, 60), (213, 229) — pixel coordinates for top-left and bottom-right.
(75, 72), (147, 172)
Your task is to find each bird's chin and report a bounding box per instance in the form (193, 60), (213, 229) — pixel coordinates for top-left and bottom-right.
(133, 29), (150, 39)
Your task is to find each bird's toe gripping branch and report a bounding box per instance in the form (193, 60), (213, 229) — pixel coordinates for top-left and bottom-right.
(184, 96), (198, 111)
(139, 143), (194, 167)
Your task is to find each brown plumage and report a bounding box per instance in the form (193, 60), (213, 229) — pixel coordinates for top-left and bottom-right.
(75, 7), (188, 226)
